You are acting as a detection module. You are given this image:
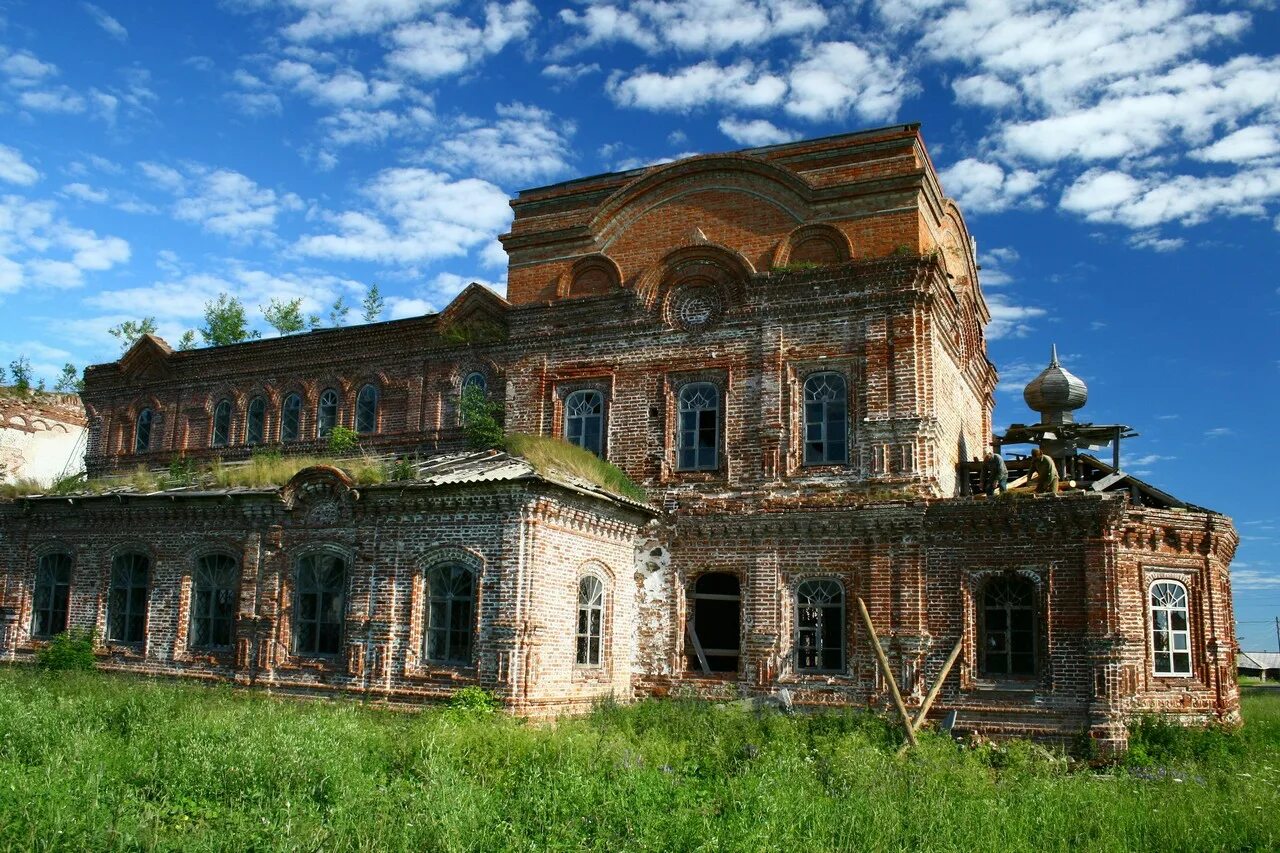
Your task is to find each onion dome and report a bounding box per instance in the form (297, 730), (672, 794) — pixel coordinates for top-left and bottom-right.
(1023, 344), (1087, 424)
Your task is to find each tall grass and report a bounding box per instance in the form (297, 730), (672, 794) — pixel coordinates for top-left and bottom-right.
(0, 670), (1275, 851)
(505, 433), (647, 503)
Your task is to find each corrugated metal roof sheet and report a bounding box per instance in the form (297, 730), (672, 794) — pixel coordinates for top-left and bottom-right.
(1239, 652), (1280, 669)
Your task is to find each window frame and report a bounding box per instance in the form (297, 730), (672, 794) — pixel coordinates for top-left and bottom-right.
(801, 371), (849, 466)
(190, 553), (239, 651)
(676, 381), (721, 472)
(246, 396), (266, 446)
(424, 563), (476, 666)
(292, 551), (347, 657)
(134, 408), (153, 453)
(211, 399), (232, 447)
(1150, 579), (1193, 678)
(107, 552), (150, 645)
(31, 552), (73, 639)
(979, 574), (1038, 679)
(564, 389), (606, 458)
(575, 574), (606, 667)
(794, 577), (846, 673)
(355, 384), (379, 435)
(316, 388), (339, 438)
(281, 393), (302, 442)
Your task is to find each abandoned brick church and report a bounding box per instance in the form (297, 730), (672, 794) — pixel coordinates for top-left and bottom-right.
(0, 125), (1239, 750)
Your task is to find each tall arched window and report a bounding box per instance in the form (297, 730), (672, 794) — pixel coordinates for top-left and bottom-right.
(31, 553), (72, 639)
(981, 575), (1036, 677)
(316, 388), (338, 438)
(135, 408), (153, 453)
(212, 399), (232, 447)
(795, 578), (845, 672)
(246, 396), (266, 446)
(355, 384), (378, 435)
(281, 393), (301, 442)
(191, 554), (238, 649)
(108, 552), (149, 644)
(426, 563), (475, 664)
(677, 382), (719, 471)
(1151, 581), (1192, 676)
(689, 573), (740, 672)
(294, 552), (346, 656)
(576, 575), (605, 665)
(803, 372), (848, 465)
(565, 390), (604, 457)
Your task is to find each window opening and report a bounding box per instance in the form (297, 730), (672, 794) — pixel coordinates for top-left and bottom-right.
(981, 575), (1036, 677)
(316, 388), (338, 438)
(677, 382), (719, 471)
(31, 553), (72, 638)
(108, 553), (149, 644)
(281, 393), (301, 442)
(1151, 581), (1192, 676)
(687, 573), (740, 673)
(426, 563), (475, 664)
(576, 575), (605, 665)
(356, 384), (378, 435)
(796, 578), (845, 671)
(246, 397), (265, 445)
(803, 372), (848, 465)
(135, 408), (153, 453)
(294, 552), (346, 656)
(191, 554), (238, 649)
(565, 390), (604, 457)
(212, 399), (231, 447)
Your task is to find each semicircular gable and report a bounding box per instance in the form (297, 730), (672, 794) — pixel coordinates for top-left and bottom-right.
(772, 223), (854, 268)
(592, 155), (811, 255)
(634, 242), (755, 312)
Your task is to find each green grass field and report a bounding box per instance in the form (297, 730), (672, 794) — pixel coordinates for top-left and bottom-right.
(0, 670), (1276, 852)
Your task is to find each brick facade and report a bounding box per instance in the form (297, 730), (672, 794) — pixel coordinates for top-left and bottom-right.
(0, 125), (1239, 749)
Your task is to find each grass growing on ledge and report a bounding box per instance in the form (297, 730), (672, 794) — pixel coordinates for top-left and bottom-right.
(0, 671), (1277, 851)
(504, 432), (647, 503)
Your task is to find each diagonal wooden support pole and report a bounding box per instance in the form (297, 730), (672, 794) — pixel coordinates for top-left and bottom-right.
(895, 636), (964, 757)
(856, 597), (918, 750)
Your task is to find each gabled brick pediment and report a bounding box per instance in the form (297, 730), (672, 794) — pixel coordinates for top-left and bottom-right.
(118, 334), (174, 381)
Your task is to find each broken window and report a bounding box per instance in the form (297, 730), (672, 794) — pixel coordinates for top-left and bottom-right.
(247, 396), (265, 445)
(191, 554), (238, 649)
(463, 372), (487, 395)
(31, 553), (72, 639)
(981, 575), (1036, 677)
(135, 408), (153, 453)
(426, 564), (475, 665)
(677, 382), (719, 471)
(1151, 580), (1192, 677)
(108, 553), (149, 644)
(294, 552), (346, 656)
(576, 575), (605, 666)
(317, 388), (339, 438)
(356, 384), (378, 434)
(796, 578), (845, 672)
(212, 399), (232, 447)
(687, 573), (740, 673)
(565, 390), (604, 457)
(803, 372), (848, 465)
(281, 393), (301, 442)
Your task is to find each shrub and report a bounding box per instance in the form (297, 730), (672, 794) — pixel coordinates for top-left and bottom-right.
(327, 426), (359, 455)
(1125, 715), (1245, 767)
(36, 630), (97, 671)
(460, 384), (504, 450)
(448, 686), (501, 716)
(384, 456), (417, 482)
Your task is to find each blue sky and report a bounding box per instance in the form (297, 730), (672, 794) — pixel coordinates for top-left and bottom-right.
(0, 1), (1277, 645)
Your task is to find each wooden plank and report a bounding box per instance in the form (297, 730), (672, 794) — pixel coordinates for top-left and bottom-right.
(896, 636), (964, 757)
(685, 620), (710, 674)
(856, 597), (918, 750)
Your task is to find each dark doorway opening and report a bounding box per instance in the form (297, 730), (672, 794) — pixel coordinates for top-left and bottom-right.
(687, 573), (741, 673)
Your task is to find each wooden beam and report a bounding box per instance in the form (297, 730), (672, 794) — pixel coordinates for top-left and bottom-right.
(896, 636), (964, 757)
(856, 597), (918, 749)
(685, 620), (710, 674)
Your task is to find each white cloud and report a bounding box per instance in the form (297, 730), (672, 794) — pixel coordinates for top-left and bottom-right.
(542, 62), (600, 83)
(270, 59), (401, 107)
(279, 0), (450, 41)
(82, 3), (128, 41)
(1231, 568), (1280, 590)
(0, 49), (59, 87)
(146, 166), (303, 241)
(387, 2), (536, 79)
(1060, 166), (1280, 228)
(951, 74), (1019, 109)
(560, 0), (828, 54)
(985, 292), (1046, 340)
(718, 117), (798, 147)
(939, 158), (1042, 213)
(1128, 231), (1185, 252)
(387, 296), (435, 319)
(1193, 125), (1280, 163)
(60, 182), (157, 215)
(319, 104), (433, 147)
(608, 60), (786, 112)
(426, 102), (574, 185)
(295, 168), (512, 264)
(0, 145), (39, 186)
(0, 195), (130, 293)
(1205, 426), (1234, 438)
(18, 88), (87, 114)
(784, 41), (914, 122)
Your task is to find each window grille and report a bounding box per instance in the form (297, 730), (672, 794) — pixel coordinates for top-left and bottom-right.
(316, 388), (338, 438)
(981, 575), (1036, 677)
(565, 390), (604, 457)
(426, 564), (475, 664)
(108, 553), (149, 644)
(212, 399), (231, 447)
(356, 384), (378, 435)
(796, 578), (845, 671)
(576, 575), (605, 665)
(191, 554), (238, 649)
(281, 393), (301, 441)
(294, 552), (346, 656)
(135, 408), (153, 453)
(1151, 581), (1192, 676)
(677, 382), (719, 471)
(802, 372), (848, 465)
(246, 397), (265, 445)
(31, 553), (72, 638)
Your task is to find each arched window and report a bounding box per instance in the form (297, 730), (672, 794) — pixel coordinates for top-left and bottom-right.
(462, 372), (487, 395)
(246, 396), (266, 446)
(803, 372), (848, 465)
(281, 393), (301, 442)
(981, 575), (1036, 677)
(31, 553), (72, 638)
(565, 390), (604, 457)
(135, 408), (153, 453)
(108, 553), (149, 644)
(356, 384), (378, 435)
(426, 563), (475, 664)
(796, 578), (845, 672)
(1151, 581), (1192, 676)
(316, 388), (339, 438)
(212, 399), (232, 447)
(677, 382), (719, 471)
(576, 575), (605, 666)
(293, 552), (346, 656)
(191, 554), (238, 649)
